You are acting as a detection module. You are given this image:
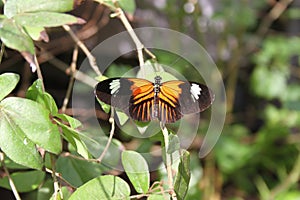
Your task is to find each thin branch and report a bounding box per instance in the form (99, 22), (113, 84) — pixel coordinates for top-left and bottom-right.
(45, 167), (76, 190)
(0, 43), (5, 63)
(0, 153), (21, 200)
(257, 0), (294, 36)
(97, 108), (115, 162)
(61, 46), (79, 113)
(50, 154), (63, 200)
(160, 123), (177, 200)
(111, 1), (145, 73)
(34, 54), (45, 92)
(62, 25), (101, 76)
(110, 0), (156, 76)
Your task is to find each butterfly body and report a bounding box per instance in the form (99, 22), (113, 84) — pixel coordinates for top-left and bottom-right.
(95, 76), (214, 124)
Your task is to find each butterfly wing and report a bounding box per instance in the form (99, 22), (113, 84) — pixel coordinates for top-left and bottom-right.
(159, 80), (214, 123)
(95, 77), (154, 121)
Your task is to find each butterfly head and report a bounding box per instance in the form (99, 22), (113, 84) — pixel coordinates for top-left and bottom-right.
(154, 76), (162, 85)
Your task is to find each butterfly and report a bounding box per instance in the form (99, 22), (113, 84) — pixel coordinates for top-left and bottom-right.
(94, 76), (214, 124)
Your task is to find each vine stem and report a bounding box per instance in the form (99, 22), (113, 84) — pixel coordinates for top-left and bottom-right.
(110, 0), (146, 77)
(62, 25), (101, 76)
(50, 154), (63, 199)
(61, 45), (79, 113)
(34, 54), (45, 92)
(257, 0), (294, 36)
(161, 124), (177, 200)
(0, 153), (21, 200)
(97, 108), (115, 162)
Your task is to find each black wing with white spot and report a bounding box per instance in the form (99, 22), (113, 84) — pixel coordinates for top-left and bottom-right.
(161, 81), (214, 116)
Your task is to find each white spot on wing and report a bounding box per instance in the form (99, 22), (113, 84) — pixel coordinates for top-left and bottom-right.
(190, 83), (201, 101)
(109, 79), (120, 95)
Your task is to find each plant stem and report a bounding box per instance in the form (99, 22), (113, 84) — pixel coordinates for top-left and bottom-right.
(63, 25), (101, 76)
(34, 55), (45, 92)
(0, 153), (21, 200)
(61, 46), (78, 113)
(161, 124), (177, 200)
(50, 154), (62, 199)
(97, 108), (116, 162)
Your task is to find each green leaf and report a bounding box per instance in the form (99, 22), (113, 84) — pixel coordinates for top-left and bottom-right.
(0, 73), (19, 101)
(84, 135), (122, 168)
(0, 106), (43, 169)
(69, 175), (131, 200)
(116, 110), (129, 126)
(0, 170), (45, 192)
(56, 156), (106, 187)
(174, 150), (191, 200)
(55, 119), (89, 159)
(4, 0), (76, 18)
(121, 150), (150, 194)
(55, 113), (82, 129)
(95, 96), (111, 113)
(0, 97), (62, 155)
(147, 194), (169, 200)
(0, 18), (35, 54)
(118, 0), (136, 15)
(167, 134), (180, 154)
(24, 26), (48, 41)
(36, 178), (54, 200)
(14, 12), (80, 27)
(26, 79), (58, 115)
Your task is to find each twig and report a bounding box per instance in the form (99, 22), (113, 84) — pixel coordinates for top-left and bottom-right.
(257, 0), (294, 36)
(34, 54), (45, 92)
(97, 108), (115, 162)
(45, 167), (76, 190)
(0, 153), (21, 200)
(0, 43), (5, 63)
(160, 123), (177, 200)
(62, 25), (101, 76)
(110, 0), (157, 75)
(111, 1), (145, 74)
(61, 46), (79, 113)
(50, 154), (63, 199)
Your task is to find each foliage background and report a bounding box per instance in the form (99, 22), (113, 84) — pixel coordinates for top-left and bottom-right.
(0, 0), (300, 199)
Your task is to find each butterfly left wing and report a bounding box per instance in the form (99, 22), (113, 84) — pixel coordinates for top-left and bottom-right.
(94, 77), (154, 121)
(159, 80), (214, 123)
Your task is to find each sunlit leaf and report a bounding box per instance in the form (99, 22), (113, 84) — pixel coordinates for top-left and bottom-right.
(0, 73), (19, 101)
(0, 18), (34, 54)
(26, 79), (58, 115)
(24, 26), (49, 42)
(4, 0), (78, 18)
(0, 97), (62, 155)
(69, 175), (130, 200)
(122, 150), (150, 193)
(118, 0), (136, 15)
(14, 12), (82, 27)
